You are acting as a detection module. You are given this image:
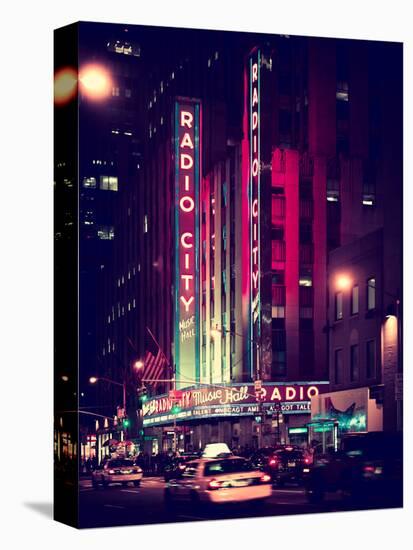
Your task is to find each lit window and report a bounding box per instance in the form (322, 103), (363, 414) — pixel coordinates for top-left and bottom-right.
(207, 58), (211, 67)
(351, 285), (359, 315)
(350, 344), (359, 381)
(125, 88), (131, 98)
(100, 176), (118, 191)
(215, 51), (219, 60)
(112, 87), (120, 97)
(299, 275), (313, 287)
(128, 302), (131, 311)
(336, 81), (349, 102)
(160, 81), (164, 93)
(97, 225), (115, 240)
(272, 306), (285, 318)
(367, 278), (376, 310)
(143, 215), (148, 233)
(83, 177), (97, 188)
(335, 292), (343, 321)
(327, 178), (340, 202)
(133, 298), (136, 307)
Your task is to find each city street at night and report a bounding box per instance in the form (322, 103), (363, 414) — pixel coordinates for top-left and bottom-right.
(78, 476), (401, 528)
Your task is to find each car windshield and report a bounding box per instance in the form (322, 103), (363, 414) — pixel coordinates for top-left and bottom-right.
(108, 459), (134, 467)
(204, 458), (252, 476)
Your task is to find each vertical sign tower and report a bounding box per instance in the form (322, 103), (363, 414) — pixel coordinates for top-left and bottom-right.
(250, 51), (261, 379)
(174, 98), (201, 389)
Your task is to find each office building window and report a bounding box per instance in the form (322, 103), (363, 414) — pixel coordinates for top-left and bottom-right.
(350, 344), (359, 382)
(367, 277), (376, 310)
(97, 225), (115, 240)
(83, 177), (97, 188)
(335, 292), (343, 320)
(327, 178), (340, 202)
(100, 176), (118, 191)
(334, 349), (343, 384)
(366, 340), (376, 379)
(351, 285), (359, 315)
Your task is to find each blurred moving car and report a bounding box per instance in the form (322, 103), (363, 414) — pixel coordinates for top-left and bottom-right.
(92, 458), (143, 488)
(250, 446), (311, 486)
(164, 456), (272, 506)
(163, 454), (199, 481)
(305, 432), (403, 504)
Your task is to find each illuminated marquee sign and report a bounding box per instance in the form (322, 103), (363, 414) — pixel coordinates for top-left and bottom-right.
(142, 382), (329, 426)
(174, 99), (201, 389)
(249, 50), (261, 375)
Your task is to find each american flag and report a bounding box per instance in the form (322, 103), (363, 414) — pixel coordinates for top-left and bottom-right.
(142, 328), (168, 384)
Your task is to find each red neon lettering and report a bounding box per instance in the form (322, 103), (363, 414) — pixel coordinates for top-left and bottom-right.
(252, 199), (258, 217)
(252, 158), (259, 177)
(252, 86), (258, 106)
(252, 111), (258, 130)
(252, 271), (259, 289)
(252, 63), (258, 82)
(180, 196), (195, 212)
(180, 110), (193, 128)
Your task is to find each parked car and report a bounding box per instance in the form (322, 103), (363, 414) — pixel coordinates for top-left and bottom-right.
(164, 456), (272, 507)
(92, 458), (143, 489)
(305, 432), (403, 504)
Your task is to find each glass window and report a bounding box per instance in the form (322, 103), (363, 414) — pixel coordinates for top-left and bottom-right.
(350, 344), (359, 382)
(83, 177), (97, 188)
(334, 349), (343, 384)
(100, 175), (118, 191)
(366, 340), (376, 379)
(204, 459), (251, 476)
(367, 278), (376, 310)
(97, 225), (115, 240)
(351, 285), (359, 315)
(272, 306), (285, 318)
(335, 292), (343, 321)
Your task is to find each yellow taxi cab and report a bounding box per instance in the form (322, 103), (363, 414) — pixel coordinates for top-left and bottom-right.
(92, 458), (143, 488)
(164, 455), (272, 506)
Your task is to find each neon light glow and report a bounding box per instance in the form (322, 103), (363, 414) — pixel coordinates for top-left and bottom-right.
(249, 51), (261, 377)
(175, 100), (201, 389)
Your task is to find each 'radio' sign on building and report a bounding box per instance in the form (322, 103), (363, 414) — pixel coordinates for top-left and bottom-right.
(174, 99), (201, 389)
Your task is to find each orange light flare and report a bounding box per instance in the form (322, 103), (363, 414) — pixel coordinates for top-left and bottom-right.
(335, 273), (352, 291)
(54, 66), (78, 106)
(79, 64), (112, 100)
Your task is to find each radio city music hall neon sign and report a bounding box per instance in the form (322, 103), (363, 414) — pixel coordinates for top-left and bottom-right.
(175, 99), (201, 385)
(250, 57), (260, 322)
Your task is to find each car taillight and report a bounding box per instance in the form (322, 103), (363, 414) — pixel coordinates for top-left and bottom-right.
(269, 458), (278, 467)
(260, 474), (271, 483)
(304, 457), (310, 464)
(208, 479), (222, 490)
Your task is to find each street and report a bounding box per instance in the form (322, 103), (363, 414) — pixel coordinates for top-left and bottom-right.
(78, 476), (400, 528)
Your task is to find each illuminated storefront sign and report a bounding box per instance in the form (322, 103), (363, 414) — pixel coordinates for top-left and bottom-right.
(143, 382), (328, 426)
(174, 99), (201, 388)
(249, 50), (261, 376)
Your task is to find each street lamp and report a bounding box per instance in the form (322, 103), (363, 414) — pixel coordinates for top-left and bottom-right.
(134, 360), (144, 370)
(79, 64), (112, 100)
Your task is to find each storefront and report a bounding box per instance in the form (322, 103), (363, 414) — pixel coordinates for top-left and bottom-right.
(142, 381), (328, 453)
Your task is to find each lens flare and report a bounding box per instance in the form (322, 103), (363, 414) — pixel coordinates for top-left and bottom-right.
(79, 64), (112, 100)
(54, 67), (77, 105)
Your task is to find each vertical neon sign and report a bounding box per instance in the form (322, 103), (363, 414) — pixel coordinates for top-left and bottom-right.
(174, 99), (201, 389)
(250, 51), (261, 378)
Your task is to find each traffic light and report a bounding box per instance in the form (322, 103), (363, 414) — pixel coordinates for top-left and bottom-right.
(122, 418), (130, 428)
(137, 385), (148, 403)
(171, 403), (181, 414)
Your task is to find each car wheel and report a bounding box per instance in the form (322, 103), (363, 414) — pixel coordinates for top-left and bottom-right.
(133, 480), (141, 487)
